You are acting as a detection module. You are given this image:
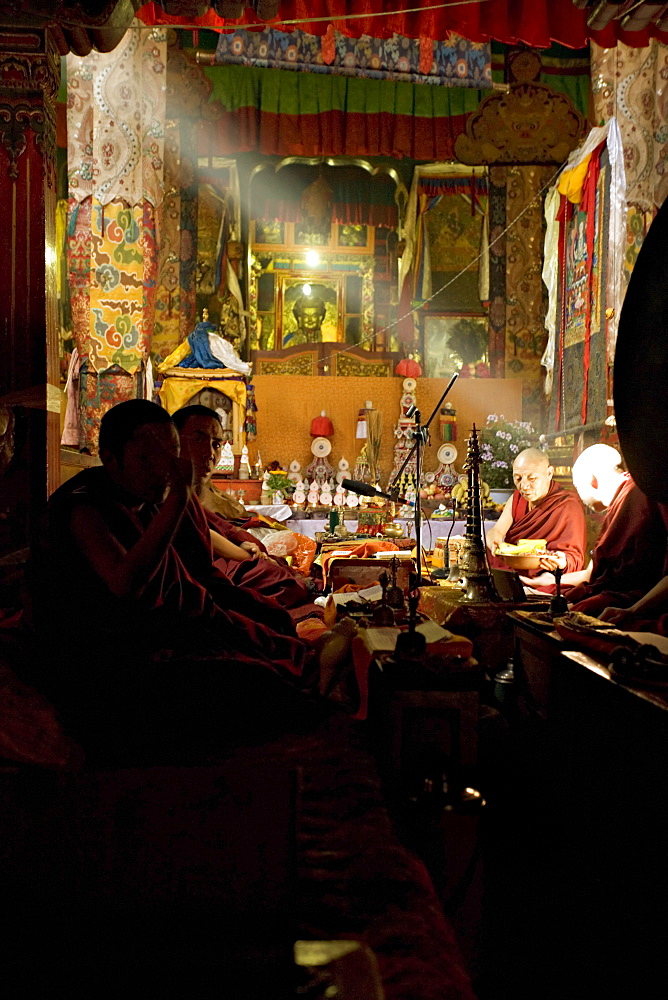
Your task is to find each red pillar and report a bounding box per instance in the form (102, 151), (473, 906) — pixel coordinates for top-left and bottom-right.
(0, 28), (60, 552)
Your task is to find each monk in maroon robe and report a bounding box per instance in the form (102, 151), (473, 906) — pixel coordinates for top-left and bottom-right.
(173, 404), (311, 609)
(556, 445), (667, 615)
(35, 401), (317, 759)
(486, 448), (587, 579)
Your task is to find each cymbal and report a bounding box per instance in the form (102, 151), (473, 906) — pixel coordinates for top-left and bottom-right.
(614, 196), (668, 501)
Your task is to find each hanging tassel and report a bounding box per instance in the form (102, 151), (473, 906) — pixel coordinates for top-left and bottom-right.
(419, 35), (433, 77)
(322, 23), (336, 66)
(244, 381), (258, 440)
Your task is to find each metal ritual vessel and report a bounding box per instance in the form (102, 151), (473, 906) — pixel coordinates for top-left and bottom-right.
(372, 571), (396, 626)
(549, 566), (568, 616)
(459, 425), (501, 603)
(386, 556), (405, 610)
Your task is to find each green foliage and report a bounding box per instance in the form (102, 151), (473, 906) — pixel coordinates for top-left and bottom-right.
(479, 414), (542, 489)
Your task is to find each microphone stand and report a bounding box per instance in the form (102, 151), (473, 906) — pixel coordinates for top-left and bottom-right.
(387, 372), (459, 587)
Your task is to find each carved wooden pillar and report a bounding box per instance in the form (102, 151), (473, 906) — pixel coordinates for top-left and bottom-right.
(0, 27), (60, 551)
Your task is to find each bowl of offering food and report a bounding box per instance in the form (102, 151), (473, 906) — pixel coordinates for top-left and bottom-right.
(496, 538), (547, 571)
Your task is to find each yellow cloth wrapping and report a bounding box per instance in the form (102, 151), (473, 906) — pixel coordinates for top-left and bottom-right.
(557, 153), (592, 204)
(158, 368), (247, 415)
(157, 340), (192, 372)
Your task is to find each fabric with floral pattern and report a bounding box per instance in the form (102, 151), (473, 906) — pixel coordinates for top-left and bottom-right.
(215, 28), (491, 89)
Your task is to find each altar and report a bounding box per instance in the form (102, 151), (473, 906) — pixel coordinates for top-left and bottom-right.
(241, 504), (495, 545)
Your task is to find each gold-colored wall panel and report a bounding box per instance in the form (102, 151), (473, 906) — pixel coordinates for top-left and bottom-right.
(249, 375), (522, 480)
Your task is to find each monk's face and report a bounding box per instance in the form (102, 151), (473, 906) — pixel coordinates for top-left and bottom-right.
(512, 455), (553, 506)
(179, 415), (224, 488)
(105, 422), (180, 504)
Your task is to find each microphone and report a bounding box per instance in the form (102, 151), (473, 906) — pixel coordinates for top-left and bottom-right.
(341, 479), (414, 507)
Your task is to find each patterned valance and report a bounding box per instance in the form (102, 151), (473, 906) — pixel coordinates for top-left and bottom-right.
(214, 28), (491, 89)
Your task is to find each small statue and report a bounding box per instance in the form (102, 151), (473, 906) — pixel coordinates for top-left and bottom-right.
(216, 440), (235, 474)
(165, 308), (252, 375)
(238, 445), (251, 480)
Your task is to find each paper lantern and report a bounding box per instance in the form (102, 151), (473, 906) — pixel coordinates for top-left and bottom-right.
(395, 356), (423, 378)
(310, 410), (334, 437)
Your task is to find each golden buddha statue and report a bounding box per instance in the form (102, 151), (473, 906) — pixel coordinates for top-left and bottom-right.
(293, 289), (327, 343)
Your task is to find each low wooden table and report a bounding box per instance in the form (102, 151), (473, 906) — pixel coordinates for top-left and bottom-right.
(507, 612), (668, 993)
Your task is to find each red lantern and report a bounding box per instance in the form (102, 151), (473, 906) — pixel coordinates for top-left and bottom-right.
(395, 356), (422, 378)
(310, 410), (334, 437)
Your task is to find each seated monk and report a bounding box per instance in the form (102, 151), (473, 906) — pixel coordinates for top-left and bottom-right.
(486, 448), (587, 581)
(599, 574), (668, 632)
(33, 401), (321, 758)
(172, 404), (311, 609)
(543, 445), (666, 615)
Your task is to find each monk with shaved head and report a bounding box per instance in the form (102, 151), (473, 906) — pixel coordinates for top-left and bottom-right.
(561, 444), (666, 615)
(486, 446), (587, 581)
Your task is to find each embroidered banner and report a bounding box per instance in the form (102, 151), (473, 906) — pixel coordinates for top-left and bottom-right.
(67, 20), (167, 209)
(549, 149), (611, 432)
(67, 197), (158, 374)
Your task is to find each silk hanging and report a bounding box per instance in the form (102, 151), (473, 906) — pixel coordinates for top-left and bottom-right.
(199, 64), (482, 161)
(136, 1), (668, 50)
(67, 19), (167, 209)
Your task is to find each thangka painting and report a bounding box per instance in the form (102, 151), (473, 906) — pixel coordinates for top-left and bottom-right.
(424, 191), (486, 312)
(550, 145), (610, 432)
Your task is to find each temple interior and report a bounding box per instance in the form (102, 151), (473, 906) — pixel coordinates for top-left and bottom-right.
(3, 2), (668, 997)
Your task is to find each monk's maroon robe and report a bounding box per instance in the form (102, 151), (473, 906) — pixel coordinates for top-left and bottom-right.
(204, 507), (310, 609)
(489, 480), (587, 577)
(41, 468), (307, 679)
(33, 468), (322, 758)
(569, 474), (666, 615)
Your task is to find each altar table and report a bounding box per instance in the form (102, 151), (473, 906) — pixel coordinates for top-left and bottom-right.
(245, 514), (496, 550)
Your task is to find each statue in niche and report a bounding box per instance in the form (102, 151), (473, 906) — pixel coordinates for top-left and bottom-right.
(296, 173), (332, 246)
(293, 290), (327, 343)
(165, 308), (252, 375)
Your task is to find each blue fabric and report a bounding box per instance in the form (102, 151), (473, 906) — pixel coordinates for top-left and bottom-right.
(215, 28), (491, 89)
(177, 322), (222, 369)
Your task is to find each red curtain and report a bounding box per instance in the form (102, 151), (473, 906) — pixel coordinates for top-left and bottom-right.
(137, 1), (668, 49)
(198, 107), (469, 162)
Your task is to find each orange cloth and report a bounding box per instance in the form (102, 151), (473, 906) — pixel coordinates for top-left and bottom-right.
(296, 618), (329, 644)
(321, 539), (399, 576)
(335, 581), (380, 593)
(292, 533), (318, 575)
